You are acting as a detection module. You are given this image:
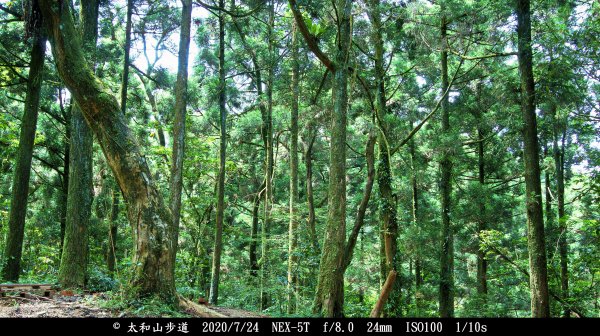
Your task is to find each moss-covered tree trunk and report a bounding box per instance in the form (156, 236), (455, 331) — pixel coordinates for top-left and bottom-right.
(367, 0), (401, 317)
(312, 0), (353, 318)
(58, 0), (99, 289)
(438, 12), (454, 318)
(516, 0), (551, 317)
(210, 0), (226, 305)
(287, 22), (300, 315)
(40, 0), (176, 300)
(1, 1), (46, 282)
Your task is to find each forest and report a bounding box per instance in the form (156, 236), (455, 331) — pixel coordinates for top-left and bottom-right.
(0, 0), (598, 318)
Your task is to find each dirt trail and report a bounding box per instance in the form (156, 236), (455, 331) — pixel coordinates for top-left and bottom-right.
(0, 294), (262, 318)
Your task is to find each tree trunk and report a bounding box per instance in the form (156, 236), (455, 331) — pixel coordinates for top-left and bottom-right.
(260, 0), (275, 311)
(476, 112), (488, 298)
(210, 0), (226, 305)
(551, 103), (569, 317)
(438, 12), (454, 318)
(40, 0), (176, 300)
(342, 132), (376, 272)
(58, 0), (99, 289)
(409, 131), (423, 313)
(370, 270), (397, 318)
(107, 185), (120, 275)
(312, 0), (353, 318)
(367, 0), (401, 317)
(287, 22), (300, 314)
(250, 180), (264, 277)
(169, 0), (191, 299)
(516, 0), (551, 317)
(120, 0), (133, 115)
(58, 100), (70, 260)
(304, 133), (319, 252)
(1, 2), (46, 281)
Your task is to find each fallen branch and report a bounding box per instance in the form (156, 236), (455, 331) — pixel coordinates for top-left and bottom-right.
(177, 295), (227, 318)
(370, 270), (397, 317)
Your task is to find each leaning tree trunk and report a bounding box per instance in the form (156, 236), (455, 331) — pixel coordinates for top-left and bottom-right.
(39, 0), (176, 301)
(58, 0), (99, 289)
(438, 12), (455, 318)
(210, 0), (226, 305)
(1, 1), (46, 282)
(516, 0), (551, 317)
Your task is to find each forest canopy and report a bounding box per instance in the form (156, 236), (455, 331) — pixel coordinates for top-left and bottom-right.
(0, 0), (598, 318)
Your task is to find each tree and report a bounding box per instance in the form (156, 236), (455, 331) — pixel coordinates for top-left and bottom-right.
(515, 0), (550, 317)
(209, 0), (226, 305)
(289, 0), (354, 317)
(39, 0), (177, 300)
(58, 0), (99, 289)
(1, 0), (46, 282)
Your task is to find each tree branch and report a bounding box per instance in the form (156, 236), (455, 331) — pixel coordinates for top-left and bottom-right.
(288, 0), (335, 72)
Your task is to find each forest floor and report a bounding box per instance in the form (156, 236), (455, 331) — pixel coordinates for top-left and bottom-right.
(0, 292), (262, 318)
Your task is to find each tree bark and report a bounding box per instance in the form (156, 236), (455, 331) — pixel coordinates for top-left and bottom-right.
(58, 0), (99, 289)
(210, 0), (226, 305)
(40, 0), (176, 300)
(516, 0), (551, 317)
(1, 1), (46, 281)
(438, 11), (454, 318)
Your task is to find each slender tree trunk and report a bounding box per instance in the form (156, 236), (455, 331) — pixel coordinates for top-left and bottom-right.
(551, 104), (569, 317)
(304, 133), (319, 252)
(120, 0), (133, 115)
(409, 132), (423, 313)
(170, 0), (192, 297)
(210, 0), (226, 305)
(260, 0), (275, 311)
(250, 180), (264, 277)
(516, 0), (551, 317)
(287, 22), (300, 314)
(438, 12), (454, 318)
(58, 0), (99, 289)
(59, 103), (70, 259)
(367, 0), (401, 317)
(342, 132), (376, 272)
(107, 185), (119, 275)
(312, 0), (353, 318)
(1, 2), (46, 281)
(476, 113), (488, 298)
(40, 0), (177, 300)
